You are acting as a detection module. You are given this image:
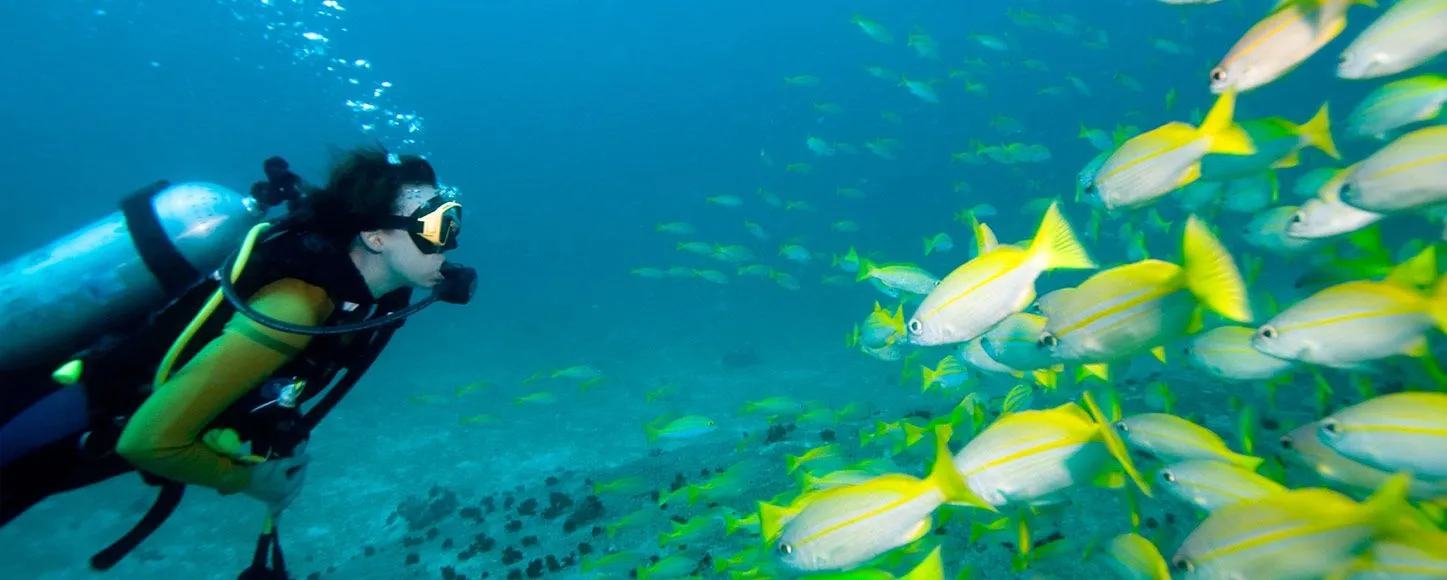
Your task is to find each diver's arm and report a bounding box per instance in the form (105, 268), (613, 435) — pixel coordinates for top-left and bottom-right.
(116, 278), (335, 494)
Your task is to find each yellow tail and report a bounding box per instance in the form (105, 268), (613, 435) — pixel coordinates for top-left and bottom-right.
(925, 425), (995, 511)
(1384, 244), (1438, 289)
(1181, 216), (1254, 323)
(1360, 473), (1447, 556)
(1429, 276), (1447, 334)
(855, 258), (877, 282)
(1027, 202), (1097, 271)
(1296, 102), (1340, 160)
(1082, 391), (1152, 497)
(1198, 89), (1256, 156)
(899, 546), (945, 580)
(757, 501), (796, 542)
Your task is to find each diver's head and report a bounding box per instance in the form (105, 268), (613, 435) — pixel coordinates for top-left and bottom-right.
(308, 147), (462, 295)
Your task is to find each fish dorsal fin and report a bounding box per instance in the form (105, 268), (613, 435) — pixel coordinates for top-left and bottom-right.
(974, 221), (1000, 255)
(1272, 149), (1301, 169)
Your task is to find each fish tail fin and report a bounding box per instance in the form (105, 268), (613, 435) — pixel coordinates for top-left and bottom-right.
(1297, 102), (1340, 160)
(1198, 89), (1256, 156)
(1430, 276), (1447, 333)
(1360, 473), (1447, 555)
(926, 425), (994, 511)
(1082, 391), (1152, 497)
(1027, 202), (1097, 271)
(923, 237), (934, 256)
(643, 424), (661, 445)
(855, 258), (877, 282)
(899, 546), (945, 580)
(1032, 368), (1058, 391)
(1182, 216), (1254, 323)
(1238, 404), (1258, 456)
(921, 365), (941, 393)
(1077, 363), (1111, 383)
(1385, 244), (1438, 289)
(1011, 510), (1034, 572)
(757, 501), (793, 543)
(903, 422), (928, 448)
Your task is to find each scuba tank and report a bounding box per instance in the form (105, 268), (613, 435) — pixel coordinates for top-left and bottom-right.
(0, 181), (270, 373)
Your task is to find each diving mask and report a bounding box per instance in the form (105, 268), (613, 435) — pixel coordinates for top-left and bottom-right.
(374, 196), (462, 254)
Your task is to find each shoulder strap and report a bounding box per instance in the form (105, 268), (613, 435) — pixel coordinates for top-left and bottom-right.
(301, 288), (411, 430)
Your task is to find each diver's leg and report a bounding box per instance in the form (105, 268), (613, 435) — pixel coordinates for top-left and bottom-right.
(0, 384), (91, 468)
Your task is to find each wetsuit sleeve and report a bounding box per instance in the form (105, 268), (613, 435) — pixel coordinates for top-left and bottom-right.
(116, 278), (335, 494)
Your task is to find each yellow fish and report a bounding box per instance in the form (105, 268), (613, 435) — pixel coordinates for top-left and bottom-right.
(1209, 0), (1375, 94)
(906, 203), (1095, 346)
(1089, 90), (1255, 210)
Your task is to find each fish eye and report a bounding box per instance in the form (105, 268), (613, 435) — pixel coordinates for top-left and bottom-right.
(1160, 470), (1177, 483)
(777, 543), (794, 556)
(1037, 334), (1058, 348)
(1173, 556), (1195, 572)
(1290, 212), (1304, 224)
(1321, 419), (1341, 435)
(1209, 67), (1226, 83)
(1280, 434), (1294, 449)
(907, 319), (923, 334)
(1114, 421), (1130, 433)
(1258, 325), (1278, 340)
(707, 421), (716, 426)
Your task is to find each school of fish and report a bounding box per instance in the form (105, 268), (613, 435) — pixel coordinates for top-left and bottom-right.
(448, 1), (1447, 578)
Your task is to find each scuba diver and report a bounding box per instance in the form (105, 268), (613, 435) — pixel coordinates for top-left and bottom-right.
(0, 147), (477, 577)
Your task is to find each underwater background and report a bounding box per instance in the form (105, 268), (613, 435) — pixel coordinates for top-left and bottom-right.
(2, 0), (1445, 579)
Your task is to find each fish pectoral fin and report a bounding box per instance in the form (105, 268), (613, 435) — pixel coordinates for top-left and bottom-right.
(1403, 337), (1430, 358)
(1175, 163), (1203, 189)
(903, 515), (934, 545)
(1271, 149), (1300, 169)
(1150, 346), (1167, 364)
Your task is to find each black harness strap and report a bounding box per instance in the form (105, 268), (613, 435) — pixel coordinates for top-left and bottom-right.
(301, 290), (409, 430)
(120, 181), (203, 298)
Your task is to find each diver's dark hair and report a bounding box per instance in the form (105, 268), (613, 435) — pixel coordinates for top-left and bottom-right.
(299, 146), (438, 239)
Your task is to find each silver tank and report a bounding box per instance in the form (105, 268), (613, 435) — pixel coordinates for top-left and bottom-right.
(0, 182), (264, 371)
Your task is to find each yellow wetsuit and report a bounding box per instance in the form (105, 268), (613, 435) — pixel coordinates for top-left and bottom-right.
(116, 278), (335, 494)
